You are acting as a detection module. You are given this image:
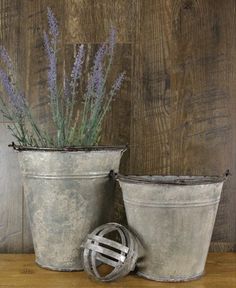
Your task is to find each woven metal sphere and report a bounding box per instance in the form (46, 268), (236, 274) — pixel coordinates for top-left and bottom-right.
(82, 222), (139, 282)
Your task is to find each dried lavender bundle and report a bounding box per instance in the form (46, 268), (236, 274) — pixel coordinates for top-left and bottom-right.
(0, 8), (125, 148)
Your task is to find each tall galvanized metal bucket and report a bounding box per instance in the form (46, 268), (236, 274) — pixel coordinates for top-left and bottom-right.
(16, 146), (125, 271)
(118, 174), (226, 282)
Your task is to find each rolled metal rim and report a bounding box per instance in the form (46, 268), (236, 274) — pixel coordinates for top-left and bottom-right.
(9, 142), (127, 152)
(118, 173), (228, 185)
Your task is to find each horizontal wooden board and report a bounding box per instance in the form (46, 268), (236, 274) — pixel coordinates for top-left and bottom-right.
(0, 253), (235, 287)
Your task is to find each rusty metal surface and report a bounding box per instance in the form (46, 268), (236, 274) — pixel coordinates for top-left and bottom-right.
(17, 148), (125, 271)
(118, 175), (226, 282)
(82, 222), (139, 282)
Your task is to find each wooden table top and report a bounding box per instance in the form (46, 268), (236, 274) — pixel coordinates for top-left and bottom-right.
(0, 253), (235, 287)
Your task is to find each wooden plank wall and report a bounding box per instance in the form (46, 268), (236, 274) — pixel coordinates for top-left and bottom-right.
(0, 0), (235, 252)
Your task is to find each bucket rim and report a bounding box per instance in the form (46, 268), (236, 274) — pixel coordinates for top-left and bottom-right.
(118, 173), (228, 185)
(9, 142), (127, 153)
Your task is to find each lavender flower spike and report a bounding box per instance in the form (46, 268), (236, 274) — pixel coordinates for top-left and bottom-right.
(0, 68), (25, 113)
(0, 46), (14, 71)
(93, 43), (107, 72)
(112, 72), (126, 93)
(71, 44), (85, 85)
(47, 7), (59, 38)
(43, 32), (51, 58)
(87, 43), (107, 94)
(43, 31), (57, 100)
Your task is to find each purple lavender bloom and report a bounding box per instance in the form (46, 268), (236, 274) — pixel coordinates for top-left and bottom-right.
(94, 64), (104, 93)
(90, 28), (117, 95)
(0, 46), (14, 71)
(87, 43), (107, 95)
(111, 72), (125, 93)
(43, 31), (57, 99)
(47, 53), (57, 99)
(0, 68), (26, 113)
(47, 7), (59, 39)
(0, 68), (15, 99)
(70, 44), (85, 85)
(94, 43), (107, 70)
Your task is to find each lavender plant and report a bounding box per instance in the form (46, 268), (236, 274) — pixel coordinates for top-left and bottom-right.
(0, 8), (125, 148)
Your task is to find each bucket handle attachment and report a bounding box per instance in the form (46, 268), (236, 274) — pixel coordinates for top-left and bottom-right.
(109, 170), (118, 181)
(223, 169), (231, 181)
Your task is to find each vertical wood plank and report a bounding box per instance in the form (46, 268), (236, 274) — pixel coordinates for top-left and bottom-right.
(0, 0), (25, 253)
(213, 0), (236, 248)
(131, 0), (172, 175)
(0, 0), (25, 123)
(0, 123), (23, 252)
(131, 0), (236, 250)
(168, 0), (236, 248)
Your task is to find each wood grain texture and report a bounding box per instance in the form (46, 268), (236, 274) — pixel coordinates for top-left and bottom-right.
(0, 0), (25, 122)
(170, 0), (234, 246)
(0, 0), (33, 253)
(0, 253), (235, 287)
(65, 0), (135, 43)
(209, 242), (236, 253)
(131, 0), (172, 175)
(131, 0), (236, 251)
(0, 124), (22, 252)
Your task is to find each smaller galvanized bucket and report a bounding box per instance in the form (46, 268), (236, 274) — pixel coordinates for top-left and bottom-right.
(118, 174), (227, 282)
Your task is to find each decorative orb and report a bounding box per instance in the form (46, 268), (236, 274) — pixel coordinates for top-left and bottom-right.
(82, 222), (139, 282)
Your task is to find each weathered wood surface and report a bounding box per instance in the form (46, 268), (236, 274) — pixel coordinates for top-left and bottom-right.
(0, 253), (235, 287)
(0, 0), (235, 252)
(131, 0), (236, 250)
(0, 124), (23, 252)
(0, 0), (32, 253)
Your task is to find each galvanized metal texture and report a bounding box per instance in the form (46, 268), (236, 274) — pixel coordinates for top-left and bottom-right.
(17, 147), (126, 271)
(118, 174), (226, 282)
(82, 222), (139, 282)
